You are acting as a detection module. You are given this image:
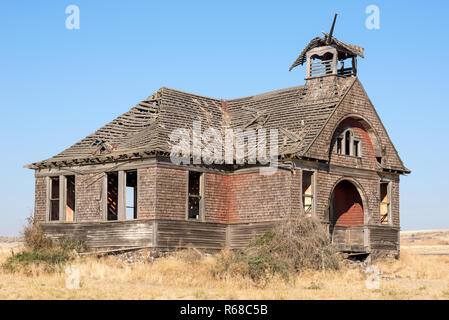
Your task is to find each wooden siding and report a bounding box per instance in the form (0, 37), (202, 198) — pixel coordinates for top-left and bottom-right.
(369, 226), (399, 251)
(41, 220), (154, 249)
(39, 220), (399, 253)
(228, 222), (278, 249)
(156, 220), (227, 250)
(332, 225), (365, 252)
(40, 219), (278, 251)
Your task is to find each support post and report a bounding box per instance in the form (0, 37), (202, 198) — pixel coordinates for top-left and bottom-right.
(102, 174), (108, 221)
(59, 175), (66, 222)
(118, 170), (126, 220)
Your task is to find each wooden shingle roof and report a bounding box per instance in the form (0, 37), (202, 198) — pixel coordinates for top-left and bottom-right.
(25, 76), (406, 173)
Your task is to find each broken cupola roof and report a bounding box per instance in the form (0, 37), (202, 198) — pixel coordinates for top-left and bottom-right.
(289, 13), (364, 78)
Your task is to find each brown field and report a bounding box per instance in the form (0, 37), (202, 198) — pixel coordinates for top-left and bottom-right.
(1, 230), (449, 300)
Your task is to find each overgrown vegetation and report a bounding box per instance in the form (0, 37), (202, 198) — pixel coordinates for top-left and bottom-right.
(2, 217), (88, 274)
(214, 216), (341, 284)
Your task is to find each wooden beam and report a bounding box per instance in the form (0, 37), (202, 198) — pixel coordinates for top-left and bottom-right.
(117, 170), (126, 221)
(59, 175), (66, 222)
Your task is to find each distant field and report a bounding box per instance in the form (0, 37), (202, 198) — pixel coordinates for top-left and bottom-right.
(0, 230), (448, 300)
(401, 229), (449, 256)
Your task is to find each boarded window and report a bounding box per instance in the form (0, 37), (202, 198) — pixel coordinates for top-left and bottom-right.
(126, 171), (137, 220)
(66, 175), (75, 222)
(188, 171), (203, 220)
(380, 182), (390, 224)
(49, 177), (60, 221)
(302, 170), (314, 216)
(107, 172), (118, 221)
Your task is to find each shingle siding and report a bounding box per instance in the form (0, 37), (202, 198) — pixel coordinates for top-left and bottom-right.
(34, 176), (47, 223)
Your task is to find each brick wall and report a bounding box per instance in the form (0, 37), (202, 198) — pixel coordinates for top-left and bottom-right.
(155, 167), (187, 220)
(290, 169), (302, 216)
(34, 176), (47, 223)
(204, 169), (291, 223)
(137, 167), (156, 219)
(205, 173), (230, 222)
(74, 173), (104, 222)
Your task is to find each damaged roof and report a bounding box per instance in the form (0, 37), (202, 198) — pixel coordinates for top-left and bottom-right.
(289, 34), (365, 71)
(25, 76), (407, 173)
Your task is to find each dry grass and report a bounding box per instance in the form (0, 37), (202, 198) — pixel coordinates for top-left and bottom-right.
(0, 247), (448, 299)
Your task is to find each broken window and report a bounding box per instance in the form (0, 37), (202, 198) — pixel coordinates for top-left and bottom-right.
(49, 177), (60, 221)
(344, 130), (352, 155)
(353, 140), (360, 157)
(107, 172), (118, 221)
(302, 170), (315, 216)
(188, 171), (203, 220)
(336, 137), (342, 154)
(66, 175), (75, 222)
(125, 171), (137, 220)
(380, 182), (390, 225)
(336, 129), (361, 158)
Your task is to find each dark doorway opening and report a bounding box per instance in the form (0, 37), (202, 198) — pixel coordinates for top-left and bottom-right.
(332, 180), (364, 227)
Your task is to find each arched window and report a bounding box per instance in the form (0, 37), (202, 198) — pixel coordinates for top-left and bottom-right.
(335, 129), (361, 157)
(344, 130), (352, 155)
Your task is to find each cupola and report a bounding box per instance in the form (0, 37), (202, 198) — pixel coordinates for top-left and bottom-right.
(289, 13), (365, 80)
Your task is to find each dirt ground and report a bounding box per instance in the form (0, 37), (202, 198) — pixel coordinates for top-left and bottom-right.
(0, 230), (448, 300)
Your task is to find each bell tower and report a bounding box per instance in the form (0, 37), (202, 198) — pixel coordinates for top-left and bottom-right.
(289, 13), (364, 80)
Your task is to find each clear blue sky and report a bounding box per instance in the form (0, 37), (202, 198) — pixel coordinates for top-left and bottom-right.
(1, 1), (448, 236)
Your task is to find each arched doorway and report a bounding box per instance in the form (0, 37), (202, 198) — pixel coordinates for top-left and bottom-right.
(330, 180), (364, 232)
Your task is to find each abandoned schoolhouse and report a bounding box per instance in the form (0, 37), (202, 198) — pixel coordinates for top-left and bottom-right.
(25, 17), (409, 256)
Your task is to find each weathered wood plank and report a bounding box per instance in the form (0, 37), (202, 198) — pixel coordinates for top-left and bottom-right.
(41, 220), (154, 249)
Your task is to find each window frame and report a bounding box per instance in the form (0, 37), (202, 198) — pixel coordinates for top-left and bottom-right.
(302, 170), (316, 217)
(335, 129), (362, 158)
(48, 176), (60, 222)
(380, 181), (392, 225)
(186, 171), (205, 221)
(47, 175), (76, 223)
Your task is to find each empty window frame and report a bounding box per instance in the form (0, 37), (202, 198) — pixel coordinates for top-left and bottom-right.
(336, 137), (342, 154)
(107, 172), (119, 221)
(353, 139), (360, 157)
(66, 175), (76, 222)
(302, 170), (315, 216)
(49, 175), (76, 222)
(188, 171), (204, 220)
(336, 129), (361, 157)
(380, 182), (391, 225)
(125, 171), (137, 220)
(49, 177), (60, 221)
(344, 130), (352, 155)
